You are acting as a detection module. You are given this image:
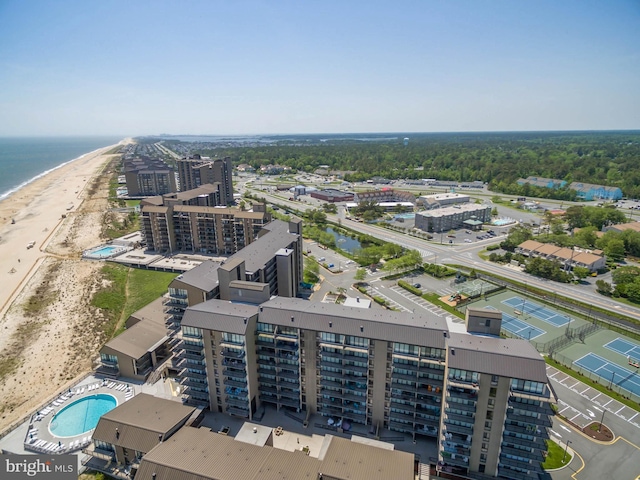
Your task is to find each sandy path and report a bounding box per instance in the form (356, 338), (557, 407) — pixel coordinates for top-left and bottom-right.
(0, 139), (132, 431)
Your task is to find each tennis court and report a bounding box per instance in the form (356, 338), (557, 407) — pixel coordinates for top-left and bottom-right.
(485, 307), (546, 340)
(574, 352), (640, 397)
(605, 337), (640, 360)
(502, 296), (572, 327)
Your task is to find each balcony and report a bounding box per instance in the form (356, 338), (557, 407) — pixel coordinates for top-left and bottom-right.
(389, 411), (415, 423)
(501, 445), (544, 462)
(184, 387), (209, 401)
(442, 422), (473, 436)
(503, 423), (549, 439)
(181, 377), (208, 389)
(497, 467), (537, 480)
(278, 396), (301, 408)
(224, 377), (247, 388)
(499, 454), (542, 473)
(392, 371), (418, 382)
(502, 434), (545, 449)
(223, 368), (247, 379)
(319, 404), (343, 416)
(343, 363), (368, 375)
(260, 384), (278, 395)
(444, 410), (475, 423)
(276, 341), (299, 352)
(319, 350), (343, 361)
(447, 377), (479, 390)
(440, 451), (469, 468)
(320, 378), (342, 389)
(319, 359), (343, 371)
(222, 348), (245, 359)
(389, 420), (413, 432)
(220, 338), (245, 347)
(178, 350), (205, 362)
(257, 358), (277, 367)
(277, 369), (299, 380)
(415, 412), (440, 426)
(344, 381), (367, 392)
(259, 375), (277, 386)
(506, 409), (552, 427)
(226, 395), (249, 408)
(259, 394), (278, 405)
(444, 400), (475, 413)
(226, 406), (249, 418)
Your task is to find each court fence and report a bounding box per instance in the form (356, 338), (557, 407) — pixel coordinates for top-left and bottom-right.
(475, 273), (640, 342)
(500, 322), (602, 354)
(550, 352), (640, 406)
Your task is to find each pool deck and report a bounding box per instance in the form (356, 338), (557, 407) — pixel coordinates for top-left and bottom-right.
(0, 376), (135, 457)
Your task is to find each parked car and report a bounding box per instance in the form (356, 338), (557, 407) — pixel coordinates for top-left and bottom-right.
(412, 283), (421, 289)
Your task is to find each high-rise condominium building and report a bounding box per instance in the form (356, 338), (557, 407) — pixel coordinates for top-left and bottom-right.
(177, 155), (234, 205)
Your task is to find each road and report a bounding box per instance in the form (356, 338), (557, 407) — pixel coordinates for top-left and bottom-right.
(248, 188), (640, 322)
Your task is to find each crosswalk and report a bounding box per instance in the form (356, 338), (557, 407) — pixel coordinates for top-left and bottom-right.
(389, 286), (447, 317)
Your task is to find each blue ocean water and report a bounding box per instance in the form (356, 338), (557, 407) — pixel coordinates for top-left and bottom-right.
(0, 136), (123, 201)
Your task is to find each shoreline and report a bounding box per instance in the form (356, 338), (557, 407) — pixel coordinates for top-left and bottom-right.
(0, 139), (128, 315)
(0, 146), (109, 203)
(0, 138), (133, 431)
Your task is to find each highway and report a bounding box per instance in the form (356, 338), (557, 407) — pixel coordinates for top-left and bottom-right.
(248, 187), (640, 322)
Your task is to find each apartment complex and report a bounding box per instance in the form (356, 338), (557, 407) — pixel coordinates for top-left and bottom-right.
(140, 188), (271, 255)
(177, 154), (234, 204)
(415, 204), (492, 233)
(123, 156), (177, 197)
(172, 297), (554, 479)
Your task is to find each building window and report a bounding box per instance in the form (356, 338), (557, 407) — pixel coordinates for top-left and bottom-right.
(484, 421), (492, 430)
(489, 387), (497, 398)
(491, 375), (499, 385)
(479, 464), (486, 473)
(486, 410), (493, 420)
(483, 432), (490, 441)
(481, 442), (488, 452)
(480, 454), (487, 463)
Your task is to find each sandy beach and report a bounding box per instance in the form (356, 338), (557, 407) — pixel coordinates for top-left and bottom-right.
(0, 139), (131, 432)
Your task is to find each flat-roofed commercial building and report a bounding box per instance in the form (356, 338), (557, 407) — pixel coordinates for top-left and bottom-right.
(418, 192), (470, 210)
(310, 189), (355, 202)
(173, 296), (554, 479)
(415, 204), (492, 233)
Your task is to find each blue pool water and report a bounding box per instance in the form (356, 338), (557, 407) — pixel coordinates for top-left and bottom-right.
(492, 218), (515, 226)
(91, 246), (119, 256)
(49, 394), (117, 437)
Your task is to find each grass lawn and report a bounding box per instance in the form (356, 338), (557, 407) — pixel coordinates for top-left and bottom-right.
(542, 439), (572, 470)
(91, 265), (178, 338)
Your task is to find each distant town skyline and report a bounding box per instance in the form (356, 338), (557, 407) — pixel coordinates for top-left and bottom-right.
(0, 0), (638, 136)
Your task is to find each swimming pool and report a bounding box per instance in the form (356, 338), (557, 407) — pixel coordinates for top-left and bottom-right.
(49, 394), (117, 437)
(492, 218), (515, 226)
(92, 245), (120, 256)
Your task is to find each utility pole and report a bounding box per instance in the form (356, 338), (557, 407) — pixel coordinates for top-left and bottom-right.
(599, 409), (606, 433)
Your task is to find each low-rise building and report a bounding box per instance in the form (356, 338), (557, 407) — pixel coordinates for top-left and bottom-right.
(415, 204), (492, 233)
(418, 193), (470, 210)
(516, 241), (606, 272)
(310, 189), (355, 202)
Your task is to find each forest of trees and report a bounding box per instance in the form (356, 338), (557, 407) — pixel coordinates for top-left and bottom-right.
(161, 131), (640, 199)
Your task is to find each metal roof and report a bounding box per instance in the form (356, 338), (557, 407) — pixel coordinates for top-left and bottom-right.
(258, 297), (448, 348)
(226, 220), (299, 272)
(319, 435), (414, 480)
(447, 333), (547, 382)
(127, 297), (166, 328)
(181, 301), (260, 334)
(102, 320), (167, 360)
(93, 394), (195, 453)
(170, 260), (221, 292)
(135, 427), (413, 480)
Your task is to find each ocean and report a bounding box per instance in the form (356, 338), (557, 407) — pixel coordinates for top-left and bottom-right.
(0, 136), (123, 201)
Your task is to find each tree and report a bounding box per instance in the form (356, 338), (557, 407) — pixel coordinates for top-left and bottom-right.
(491, 207), (498, 216)
(604, 238), (626, 262)
(596, 279), (612, 295)
(572, 266), (590, 281)
(303, 257), (320, 283)
(354, 268), (367, 282)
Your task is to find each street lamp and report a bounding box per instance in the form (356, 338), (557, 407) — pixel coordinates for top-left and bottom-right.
(562, 440), (572, 462)
(599, 408), (606, 433)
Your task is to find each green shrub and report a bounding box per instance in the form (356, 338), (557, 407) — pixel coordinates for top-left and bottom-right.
(398, 280), (422, 296)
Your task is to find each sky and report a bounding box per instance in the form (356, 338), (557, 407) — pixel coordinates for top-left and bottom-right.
(0, 0), (639, 136)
